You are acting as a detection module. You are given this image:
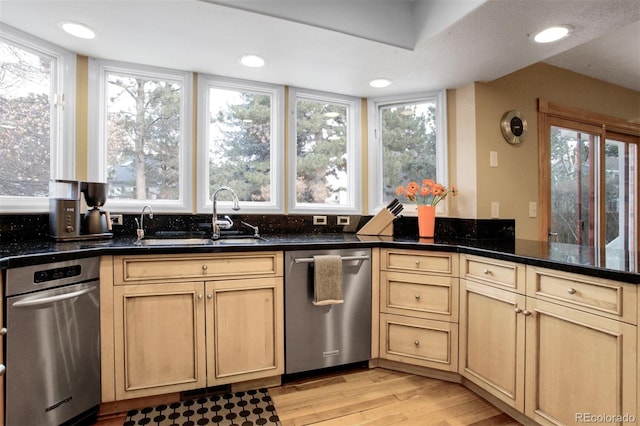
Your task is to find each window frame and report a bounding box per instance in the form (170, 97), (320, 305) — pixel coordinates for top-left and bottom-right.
(288, 87), (362, 214)
(367, 90), (448, 215)
(88, 59), (193, 213)
(196, 74), (284, 214)
(0, 23), (76, 213)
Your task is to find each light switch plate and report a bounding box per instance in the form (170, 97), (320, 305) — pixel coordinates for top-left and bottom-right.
(529, 202), (537, 218)
(490, 151), (498, 168)
(337, 216), (350, 226)
(491, 202), (500, 218)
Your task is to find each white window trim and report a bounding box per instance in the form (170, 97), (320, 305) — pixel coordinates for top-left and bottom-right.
(367, 90), (448, 216)
(196, 75), (284, 214)
(88, 59), (193, 213)
(0, 24), (76, 213)
(288, 87), (362, 214)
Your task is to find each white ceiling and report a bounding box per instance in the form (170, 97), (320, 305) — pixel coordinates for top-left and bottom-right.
(0, 0), (639, 98)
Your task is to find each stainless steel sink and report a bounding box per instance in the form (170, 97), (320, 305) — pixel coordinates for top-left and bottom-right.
(135, 238), (214, 246)
(134, 236), (267, 246)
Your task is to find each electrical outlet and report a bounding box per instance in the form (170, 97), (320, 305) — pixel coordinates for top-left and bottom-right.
(529, 201), (537, 218)
(491, 202), (500, 218)
(313, 215), (327, 225)
(111, 214), (123, 225)
(337, 216), (350, 226)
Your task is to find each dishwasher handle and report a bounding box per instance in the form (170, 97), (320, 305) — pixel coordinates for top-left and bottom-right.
(12, 286), (97, 308)
(293, 255), (370, 264)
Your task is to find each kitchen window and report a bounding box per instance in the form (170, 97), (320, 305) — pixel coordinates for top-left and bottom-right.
(197, 75), (284, 214)
(88, 59), (193, 213)
(367, 91), (447, 215)
(288, 88), (361, 214)
(0, 24), (76, 213)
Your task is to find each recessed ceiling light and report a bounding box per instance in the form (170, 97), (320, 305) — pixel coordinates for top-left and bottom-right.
(533, 25), (572, 43)
(370, 78), (392, 88)
(58, 21), (96, 39)
(240, 54), (266, 68)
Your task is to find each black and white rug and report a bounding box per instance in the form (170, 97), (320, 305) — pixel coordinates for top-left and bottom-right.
(123, 388), (280, 426)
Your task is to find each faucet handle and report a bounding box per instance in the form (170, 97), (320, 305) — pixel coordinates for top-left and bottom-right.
(241, 221), (260, 237)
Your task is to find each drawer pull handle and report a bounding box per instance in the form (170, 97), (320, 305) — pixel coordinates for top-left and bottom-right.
(414, 340), (420, 346)
(483, 269), (492, 275)
(202, 265), (208, 271)
(523, 310), (532, 316)
(415, 294), (421, 300)
(415, 260), (420, 266)
(514, 308), (522, 314)
(567, 288), (577, 295)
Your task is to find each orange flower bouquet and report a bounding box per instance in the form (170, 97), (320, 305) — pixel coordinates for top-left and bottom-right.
(396, 179), (458, 206)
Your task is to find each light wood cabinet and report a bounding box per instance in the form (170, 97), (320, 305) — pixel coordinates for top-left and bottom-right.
(525, 297), (636, 426)
(101, 252), (284, 401)
(459, 278), (526, 411)
(207, 278), (283, 385)
(460, 255), (638, 425)
(379, 249), (459, 372)
(113, 282), (207, 400)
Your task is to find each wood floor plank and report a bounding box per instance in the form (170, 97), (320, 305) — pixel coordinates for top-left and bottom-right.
(270, 367), (523, 426)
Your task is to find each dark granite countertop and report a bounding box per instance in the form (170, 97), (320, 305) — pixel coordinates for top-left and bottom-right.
(1, 233), (638, 284)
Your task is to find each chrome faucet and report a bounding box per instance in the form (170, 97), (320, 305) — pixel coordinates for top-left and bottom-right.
(212, 186), (240, 239)
(134, 205), (154, 241)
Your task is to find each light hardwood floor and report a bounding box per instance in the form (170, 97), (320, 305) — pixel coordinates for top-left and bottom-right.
(270, 367), (522, 426)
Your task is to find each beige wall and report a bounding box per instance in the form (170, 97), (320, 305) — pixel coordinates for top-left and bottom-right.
(455, 62), (640, 240)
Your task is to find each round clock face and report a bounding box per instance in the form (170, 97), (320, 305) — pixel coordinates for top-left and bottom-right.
(500, 110), (527, 144)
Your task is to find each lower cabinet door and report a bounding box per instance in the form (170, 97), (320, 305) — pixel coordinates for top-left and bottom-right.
(113, 282), (207, 400)
(207, 277), (284, 385)
(459, 279), (526, 411)
(525, 298), (637, 426)
(380, 313), (458, 371)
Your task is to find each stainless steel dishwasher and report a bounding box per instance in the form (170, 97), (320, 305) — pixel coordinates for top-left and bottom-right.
(284, 248), (371, 374)
(4, 257), (101, 426)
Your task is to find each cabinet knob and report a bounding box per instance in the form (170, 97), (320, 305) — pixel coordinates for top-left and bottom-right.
(207, 294), (213, 300)
(202, 265), (208, 271)
(415, 294), (421, 300)
(0, 365), (5, 376)
(522, 310), (532, 316)
(415, 260), (420, 266)
(198, 294), (203, 300)
(567, 288), (577, 295)
(514, 308), (523, 314)
(414, 340), (420, 346)
(483, 269), (492, 275)
(0, 327), (7, 336)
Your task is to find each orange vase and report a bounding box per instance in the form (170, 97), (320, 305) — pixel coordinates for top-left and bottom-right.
(417, 205), (436, 238)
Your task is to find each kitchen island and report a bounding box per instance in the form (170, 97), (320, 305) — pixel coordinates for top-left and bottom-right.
(1, 234), (638, 426)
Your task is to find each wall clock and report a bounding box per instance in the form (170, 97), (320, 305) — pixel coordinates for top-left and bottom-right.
(500, 110), (527, 145)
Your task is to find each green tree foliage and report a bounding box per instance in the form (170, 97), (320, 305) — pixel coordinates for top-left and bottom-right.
(0, 41), (50, 197)
(295, 100), (347, 204)
(210, 92), (272, 201)
(106, 76), (181, 200)
(381, 103), (436, 199)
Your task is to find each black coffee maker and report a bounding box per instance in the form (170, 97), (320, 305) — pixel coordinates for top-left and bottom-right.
(81, 181), (112, 238)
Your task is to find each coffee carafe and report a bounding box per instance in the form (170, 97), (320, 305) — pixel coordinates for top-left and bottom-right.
(81, 181), (112, 237)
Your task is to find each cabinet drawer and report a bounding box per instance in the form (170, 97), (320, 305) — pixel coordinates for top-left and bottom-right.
(380, 313), (458, 371)
(526, 266), (637, 324)
(382, 249), (458, 276)
(381, 271), (458, 321)
(114, 252), (283, 284)
(460, 254), (524, 293)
